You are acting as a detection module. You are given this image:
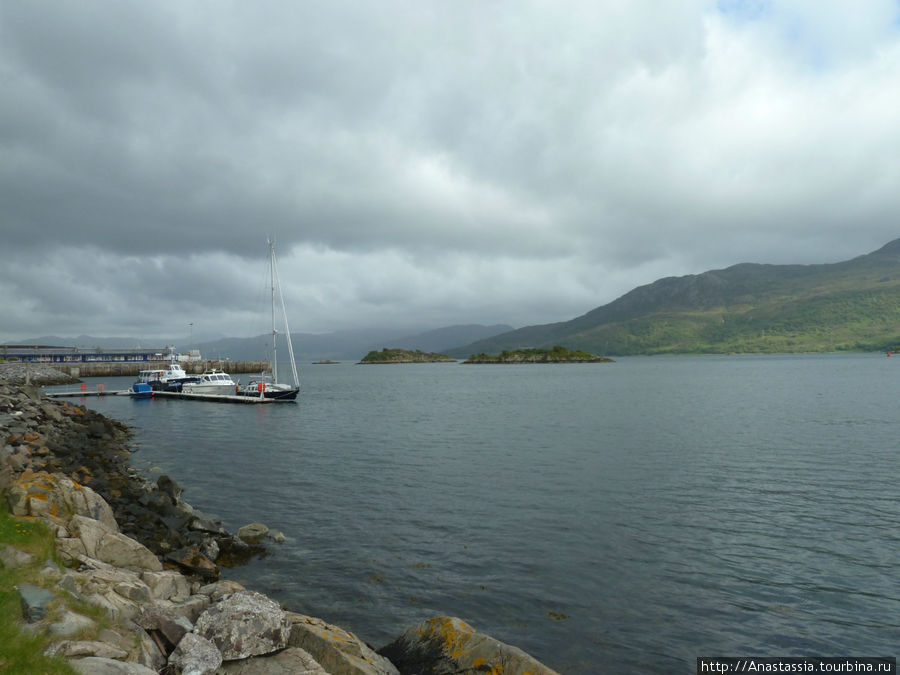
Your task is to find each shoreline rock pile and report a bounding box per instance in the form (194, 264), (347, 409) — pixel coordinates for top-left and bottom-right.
(1, 363), (559, 674)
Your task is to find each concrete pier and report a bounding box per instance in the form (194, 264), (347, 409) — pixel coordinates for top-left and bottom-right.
(45, 389), (287, 403)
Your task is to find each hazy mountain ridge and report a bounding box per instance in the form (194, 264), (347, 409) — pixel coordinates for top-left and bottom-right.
(9, 325), (514, 363)
(5, 335), (170, 349)
(199, 324), (514, 362)
(12, 240), (900, 359)
(448, 239), (900, 357)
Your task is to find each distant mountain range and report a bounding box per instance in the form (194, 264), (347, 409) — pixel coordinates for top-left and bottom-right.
(13, 240), (900, 360)
(198, 324), (514, 362)
(10, 325), (515, 363)
(9, 335), (182, 350)
(449, 239), (900, 356)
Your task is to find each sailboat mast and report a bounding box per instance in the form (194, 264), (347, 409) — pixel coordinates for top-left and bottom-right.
(271, 241), (299, 388)
(269, 238), (278, 385)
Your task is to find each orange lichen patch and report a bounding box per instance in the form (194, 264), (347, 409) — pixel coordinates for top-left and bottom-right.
(20, 469), (56, 482)
(426, 617), (475, 659)
(28, 492), (49, 501)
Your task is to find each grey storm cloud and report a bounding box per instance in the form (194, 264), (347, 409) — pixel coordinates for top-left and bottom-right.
(2, 1), (900, 340)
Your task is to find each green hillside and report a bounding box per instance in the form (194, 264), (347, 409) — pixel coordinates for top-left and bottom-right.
(449, 239), (900, 356)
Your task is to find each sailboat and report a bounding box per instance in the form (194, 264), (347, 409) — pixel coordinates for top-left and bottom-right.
(237, 239), (300, 401)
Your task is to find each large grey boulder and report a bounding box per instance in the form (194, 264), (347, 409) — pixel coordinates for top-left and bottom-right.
(195, 590), (292, 660)
(18, 582), (54, 622)
(69, 656), (158, 674)
(237, 522), (269, 544)
(141, 569), (192, 602)
(17, 584), (53, 623)
(165, 544), (219, 580)
(217, 646), (328, 673)
(6, 471), (118, 530)
(46, 639), (128, 659)
(167, 632), (222, 675)
(378, 616), (559, 675)
(136, 601), (202, 640)
(1, 543), (35, 568)
(156, 474), (183, 504)
(68, 558), (156, 622)
(48, 610), (97, 637)
(196, 579), (246, 602)
(134, 625), (168, 671)
(287, 612), (399, 675)
(67, 515), (162, 571)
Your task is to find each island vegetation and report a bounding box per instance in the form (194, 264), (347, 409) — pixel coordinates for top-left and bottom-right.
(359, 348), (456, 364)
(464, 346), (613, 364)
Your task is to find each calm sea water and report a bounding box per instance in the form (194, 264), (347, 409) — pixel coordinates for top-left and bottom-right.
(62, 354), (899, 673)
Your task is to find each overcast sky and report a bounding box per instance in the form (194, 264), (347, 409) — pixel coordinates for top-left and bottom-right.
(2, 1), (899, 343)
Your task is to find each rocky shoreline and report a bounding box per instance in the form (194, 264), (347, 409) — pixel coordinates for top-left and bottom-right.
(1, 363), (558, 674)
(0, 360), (81, 386)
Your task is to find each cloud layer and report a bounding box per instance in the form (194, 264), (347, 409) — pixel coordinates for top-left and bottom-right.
(2, 1), (899, 341)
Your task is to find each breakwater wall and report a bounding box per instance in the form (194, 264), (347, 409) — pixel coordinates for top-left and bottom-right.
(47, 360), (270, 379)
(0, 362), (558, 674)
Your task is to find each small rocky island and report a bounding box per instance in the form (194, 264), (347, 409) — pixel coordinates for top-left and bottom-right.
(359, 348), (456, 364)
(464, 345), (614, 364)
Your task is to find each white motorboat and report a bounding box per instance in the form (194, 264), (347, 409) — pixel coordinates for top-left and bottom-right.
(181, 369), (237, 396)
(136, 362), (199, 392)
(237, 239), (300, 401)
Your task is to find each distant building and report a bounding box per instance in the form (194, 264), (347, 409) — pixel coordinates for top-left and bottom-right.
(0, 345), (172, 363)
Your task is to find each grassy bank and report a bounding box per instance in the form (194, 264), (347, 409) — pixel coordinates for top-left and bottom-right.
(0, 504), (77, 674)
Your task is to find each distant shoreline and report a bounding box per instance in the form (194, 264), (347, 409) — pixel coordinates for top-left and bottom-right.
(463, 346), (613, 364)
(358, 348), (455, 364)
(0, 360), (270, 380)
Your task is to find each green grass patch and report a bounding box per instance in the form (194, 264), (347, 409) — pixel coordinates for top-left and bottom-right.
(0, 502), (78, 674)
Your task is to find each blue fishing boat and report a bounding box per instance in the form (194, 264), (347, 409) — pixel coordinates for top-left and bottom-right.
(131, 382), (152, 398)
